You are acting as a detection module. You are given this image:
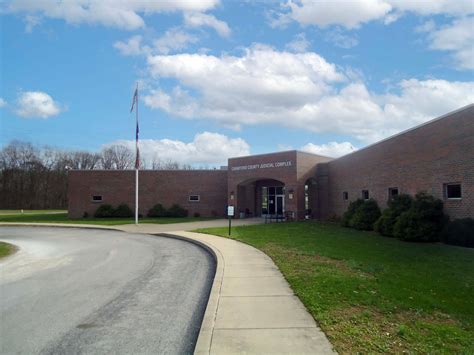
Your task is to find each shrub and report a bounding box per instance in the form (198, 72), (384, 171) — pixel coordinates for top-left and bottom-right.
(114, 203), (134, 218)
(342, 199), (364, 227)
(348, 199), (381, 230)
(83, 211), (89, 218)
(440, 218), (474, 248)
(94, 204), (115, 218)
(374, 194), (413, 237)
(147, 203), (167, 217)
(193, 212), (201, 218)
(166, 204), (188, 217)
(393, 192), (445, 242)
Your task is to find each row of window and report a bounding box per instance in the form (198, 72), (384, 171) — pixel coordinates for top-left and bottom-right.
(91, 195), (201, 202)
(342, 183), (462, 201)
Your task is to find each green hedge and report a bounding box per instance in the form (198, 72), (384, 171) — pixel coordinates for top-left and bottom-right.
(342, 199), (381, 231)
(440, 218), (474, 248)
(393, 192), (446, 242)
(94, 203), (133, 218)
(374, 194), (413, 237)
(147, 203), (188, 218)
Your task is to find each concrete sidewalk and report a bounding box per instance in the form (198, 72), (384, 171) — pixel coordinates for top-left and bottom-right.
(144, 230), (335, 354)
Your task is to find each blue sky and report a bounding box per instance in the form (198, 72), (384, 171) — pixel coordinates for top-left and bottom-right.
(1, 0), (473, 166)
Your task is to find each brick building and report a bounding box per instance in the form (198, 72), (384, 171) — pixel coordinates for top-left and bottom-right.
(68, 104), (473, 220)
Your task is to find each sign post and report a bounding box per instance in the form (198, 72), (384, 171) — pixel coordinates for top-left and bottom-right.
(227, 205), (234, 236)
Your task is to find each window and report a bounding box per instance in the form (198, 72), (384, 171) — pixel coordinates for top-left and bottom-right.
(362, 190), (369, 200)
(343, 191), (348, 200)
(445, 183), (462, 199)
(92, 195), (103, 202)
(388, 187), (399, 200)
(189, 195), (200, 202)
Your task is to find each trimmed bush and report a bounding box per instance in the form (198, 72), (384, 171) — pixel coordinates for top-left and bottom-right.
(374, 194), (413, 237)
(114, 203), (133, 218)
(393, 192), (445, 242)
(166, 204), (188, 217)
(348, 199), (381, 230)
(147, 203), (167, 217)
(440, 218), (474, 248)
(342, 199), (364, 227)
(94, 204), (115, 218)
(194, 212), (201, 218)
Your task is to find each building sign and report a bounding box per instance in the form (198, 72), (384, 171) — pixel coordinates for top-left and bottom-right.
(231, 160), (293, 172)
(227, 205), (235, 216)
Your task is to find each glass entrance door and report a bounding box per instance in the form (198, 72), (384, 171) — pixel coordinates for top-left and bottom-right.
(262, 186), (285, 216)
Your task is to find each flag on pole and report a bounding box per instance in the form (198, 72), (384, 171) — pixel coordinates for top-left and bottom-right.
(130, 86), (140, 169)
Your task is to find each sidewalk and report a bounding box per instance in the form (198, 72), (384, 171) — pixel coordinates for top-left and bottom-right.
(1, 221), (334, 354)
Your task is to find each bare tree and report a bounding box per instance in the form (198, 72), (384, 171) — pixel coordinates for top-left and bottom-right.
(100, 144), (134, 170)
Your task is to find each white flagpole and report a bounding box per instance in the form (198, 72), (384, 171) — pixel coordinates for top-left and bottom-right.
(135, 83), (139, 225)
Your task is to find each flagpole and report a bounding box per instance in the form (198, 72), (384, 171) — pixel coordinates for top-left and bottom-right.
(135, 83), (139, 226)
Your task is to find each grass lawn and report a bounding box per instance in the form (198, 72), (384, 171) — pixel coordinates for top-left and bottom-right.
(0, 241), (17, 259)
(197, 221), (474, 354)
(0, 211), (216, 225)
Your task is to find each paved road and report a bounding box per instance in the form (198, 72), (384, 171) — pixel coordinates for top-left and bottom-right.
(0, 227), (215, 354)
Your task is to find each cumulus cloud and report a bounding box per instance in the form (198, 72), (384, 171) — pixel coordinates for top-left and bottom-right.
(426, 17), (474, 70)
(109, 132), (250, 166)
(0, 98), (6, 108)
(301, 141), (357, 158)
(143, 45), (474, 143)
(153, 28), (199, 54)
(285, 33), (310, 53)
(15, 91), (63, 118)
(184, 12), (231, 37)
(6, 0), (219, 31)
(114, 35), (148, 56)
(272, 0), (473, 29)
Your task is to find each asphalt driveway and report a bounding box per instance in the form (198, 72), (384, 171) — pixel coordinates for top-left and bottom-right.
(0, 226), (215, 354)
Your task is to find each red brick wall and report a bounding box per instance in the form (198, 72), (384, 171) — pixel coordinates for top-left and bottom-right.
(68, 170), (228, 218)
(323, 105), (474, 220)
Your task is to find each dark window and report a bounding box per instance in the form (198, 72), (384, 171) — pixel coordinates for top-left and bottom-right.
(362, 190), (369, 200)
(92, 195), (103, 202)
(445, 183), (462, 199)
(343, 191), (348, 200)
(268, 187), (275, 195)
(189, 195), (200, 202)
(388, 188), (399, 200)
(276, 186), (283, 195)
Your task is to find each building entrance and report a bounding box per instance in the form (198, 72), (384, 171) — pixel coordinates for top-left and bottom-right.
(262, 186), (285, 216)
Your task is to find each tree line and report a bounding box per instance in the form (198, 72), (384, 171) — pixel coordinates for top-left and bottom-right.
(0, 140), (195, 210)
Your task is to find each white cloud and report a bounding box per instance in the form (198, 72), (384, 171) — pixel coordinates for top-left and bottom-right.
(15, 91), (63, 118)
(24, 14), (41, 32)
(7, 0), (219, 31)
(301, 141), (357, 158)
(114, 35), (149, 56)
(0, 98), (6, 108)
(143, 45), (474, 143)
(184, 12), (231, 38)
(153, 28), (199, 54)
(273, 0), (474, 29)
(426, 17), (474, 70)
(110, 132), (250, 166)
(324, 28), (359, 48)
(281, 0), (392, 29)
(285, 33), (310, 52)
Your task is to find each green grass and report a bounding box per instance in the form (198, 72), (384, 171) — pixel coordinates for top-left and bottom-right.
(0, 212), (216, 225)
(0, 241), (17, 259)
(0, 209), (66, 215)
(197, 221), (474, 354)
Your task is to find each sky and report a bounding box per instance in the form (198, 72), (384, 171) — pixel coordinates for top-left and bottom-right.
(1, 0), (473, 166)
